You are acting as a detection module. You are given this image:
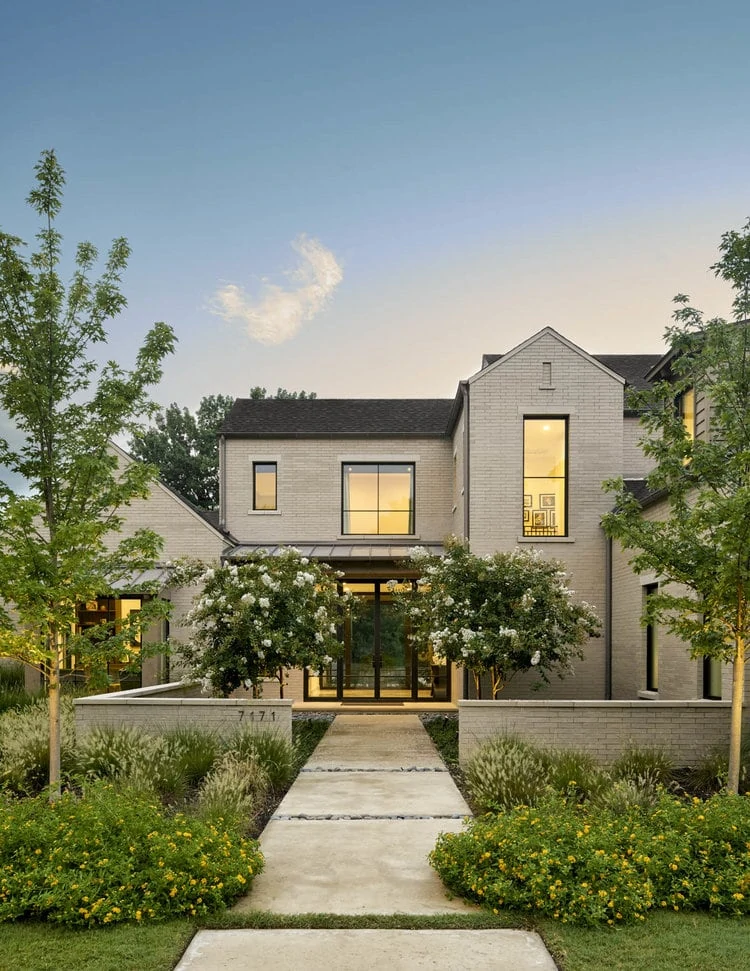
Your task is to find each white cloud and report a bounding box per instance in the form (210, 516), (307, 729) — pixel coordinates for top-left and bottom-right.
(210, 235), (343, 345)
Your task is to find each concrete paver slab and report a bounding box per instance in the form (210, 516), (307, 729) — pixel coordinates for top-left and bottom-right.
(175, 929), (558, 971)
(306, 714), (444, 769)
(234, 818), (476, 914)
(275, 770), (471, 817)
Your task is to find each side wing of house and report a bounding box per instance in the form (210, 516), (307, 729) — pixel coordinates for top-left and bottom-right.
(105, 443), (230, 684)
(466, 328), (627, 699)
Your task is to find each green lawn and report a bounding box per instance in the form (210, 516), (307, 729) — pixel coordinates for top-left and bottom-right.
(0, 920), (194, 971)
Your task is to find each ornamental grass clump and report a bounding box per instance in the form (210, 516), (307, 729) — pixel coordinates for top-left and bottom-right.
(226, 728), (296, 793)
(195, 752), (268, 833)
(542, 748), (608, 805)
(430, 791), (750, 926)
(0, 781), (263, 926)
(612, 745), (675, 790)
(464, 735), (549, 812)
(0, 698), (77, 795)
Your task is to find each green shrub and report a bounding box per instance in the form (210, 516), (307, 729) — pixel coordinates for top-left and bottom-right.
(0, 663), (24, 691)
(542, 748), (607, 804)
(592, 777), (661, 813)
(688, 739), (750, 796)
(0, 698), (77, 794)
(430, 792), (750, 926)
(163, 726), (221, 790)
(0, 781), (263, 926)
(464, 735), (549, 812)
(224, 729), (295, 792)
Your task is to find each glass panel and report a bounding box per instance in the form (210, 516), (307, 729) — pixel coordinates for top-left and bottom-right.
(378, 465), (412, 510)
(379, 510), (412, 534)
(343, 592), (376, 697)
(522, 477), (566, 535)
(703, 656), (722, 700)
(378, 595), (409, 698)
(345, 510), (379, 534)
(680, 388), (695, 441)
(254, 463), (276, 510)
(524, 420), (565, 477)
(345, 465), (378, 508)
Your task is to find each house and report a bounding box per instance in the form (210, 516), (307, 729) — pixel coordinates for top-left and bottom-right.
(44, 324), (743, 708)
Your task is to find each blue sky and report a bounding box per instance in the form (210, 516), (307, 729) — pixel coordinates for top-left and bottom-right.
(2, 0), (749, 409)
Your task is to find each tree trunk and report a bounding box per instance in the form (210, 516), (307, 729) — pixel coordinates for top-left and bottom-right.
(727, 636), (745, 794)
(48, 626), (61, 801)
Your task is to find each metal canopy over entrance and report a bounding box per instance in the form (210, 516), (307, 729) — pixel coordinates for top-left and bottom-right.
(305, 579), (450, 703)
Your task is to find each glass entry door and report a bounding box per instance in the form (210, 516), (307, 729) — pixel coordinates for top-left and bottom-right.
(342, 582), (410, 700)
(304, 579), (451, 702)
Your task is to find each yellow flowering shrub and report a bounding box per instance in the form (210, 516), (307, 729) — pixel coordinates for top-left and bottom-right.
(430, 792), (750, 925)
(0, 781), (263, 926)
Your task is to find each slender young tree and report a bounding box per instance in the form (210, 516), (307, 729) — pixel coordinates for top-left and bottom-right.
(603, 219), (750, 794)
(0, 150), (176, 796)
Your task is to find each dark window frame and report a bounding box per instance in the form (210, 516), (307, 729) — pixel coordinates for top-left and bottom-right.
(645, 583), (659, 692)
(522, 416), (569, 537)
(341, 462), (416, 535)
(253, 461), (277, 511)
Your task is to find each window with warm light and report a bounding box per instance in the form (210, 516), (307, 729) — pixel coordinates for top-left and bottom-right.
(523, 418), (567, 536)
(678, 387), (695, 441)
(342, 463), (414, 534)
(253, 462), (277, 510)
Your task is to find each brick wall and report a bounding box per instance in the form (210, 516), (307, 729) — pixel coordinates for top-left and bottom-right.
(458, 699), (747, 766)
(223, 436), (453, 544)
(75, 686), (292, 742)
(466, 330), (625, 700)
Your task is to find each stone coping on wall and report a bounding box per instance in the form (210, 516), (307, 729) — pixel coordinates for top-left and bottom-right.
(458, 699), (745, 767)
(75, 686), (293, 743)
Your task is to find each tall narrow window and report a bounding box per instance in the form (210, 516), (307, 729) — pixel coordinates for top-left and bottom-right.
(253, 462), (277, 510)
(342, 463), (414, 534)
(678, 387), (695, 441)
(523, 418), (567, 536)
(645, 583), (658, 692)
(703, 656), (722, 699)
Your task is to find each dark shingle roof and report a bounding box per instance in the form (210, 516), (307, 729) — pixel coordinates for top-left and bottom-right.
(593, 355), (663, 391)
(623, 478), (667, 507)
(220, 398), (455, 438)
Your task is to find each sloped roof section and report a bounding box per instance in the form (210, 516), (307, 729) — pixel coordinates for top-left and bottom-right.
(593, 355), (663, 391)
(220, 398), (454, 438)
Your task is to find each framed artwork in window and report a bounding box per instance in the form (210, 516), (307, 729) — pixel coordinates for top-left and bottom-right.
(532, 510), (547, 528)
(524, 508), (531, 524)
(540, 494), (555, 508)
(523, 494), (532, 507)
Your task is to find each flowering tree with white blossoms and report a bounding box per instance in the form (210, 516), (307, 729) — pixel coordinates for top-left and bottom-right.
(179, 548), (353, 696)
(402, 542), (601, 698)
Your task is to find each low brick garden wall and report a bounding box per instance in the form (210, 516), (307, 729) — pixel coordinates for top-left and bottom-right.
(74, 682), (292, 743)
(458, 699), (746, 767)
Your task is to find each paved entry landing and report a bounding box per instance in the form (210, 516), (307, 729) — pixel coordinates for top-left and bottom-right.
(233, 714), (474, 915)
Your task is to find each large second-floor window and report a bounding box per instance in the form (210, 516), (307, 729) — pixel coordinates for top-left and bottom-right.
(342, 463), (415, 534)
(523, 418), (567, 537)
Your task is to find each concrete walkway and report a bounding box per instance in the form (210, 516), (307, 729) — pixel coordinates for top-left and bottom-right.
(175, 714), (557, 970)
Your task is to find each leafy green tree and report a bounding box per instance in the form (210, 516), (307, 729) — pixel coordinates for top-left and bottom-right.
(0, 150), (176, 795)
(401, 541), (601, 698)
(131, 387), (316, 508)
(178, 549), (352, 696)
(129, 394), (234, 509)
(602, 220), (750, 794)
